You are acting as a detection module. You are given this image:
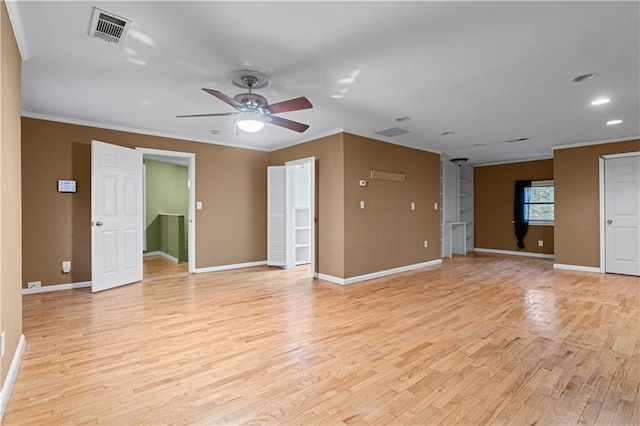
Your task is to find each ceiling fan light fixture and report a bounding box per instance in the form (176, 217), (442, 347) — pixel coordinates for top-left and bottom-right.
(235, 116), (265, 133)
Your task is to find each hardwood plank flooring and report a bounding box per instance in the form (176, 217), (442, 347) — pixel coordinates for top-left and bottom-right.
(4, 254), (639, 425)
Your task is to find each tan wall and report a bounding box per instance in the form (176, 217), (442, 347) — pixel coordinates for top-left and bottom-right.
(270, 132), (441, 279)
(554, 139), (640, 267)
(474, 159), (554, 254)
(343, 134), (440, 277)
(22, 118), (269, 288)
(269, 134), (345, 278)
(1, 0), (23, 385)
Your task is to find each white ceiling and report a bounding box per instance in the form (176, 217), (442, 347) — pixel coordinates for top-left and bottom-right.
(12, 1), (640, 165)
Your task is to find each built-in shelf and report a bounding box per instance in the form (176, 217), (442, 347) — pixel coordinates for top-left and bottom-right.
(441, 159), (475, 257)
(458, 165), (474, 252)
(294, 206), (311, 264)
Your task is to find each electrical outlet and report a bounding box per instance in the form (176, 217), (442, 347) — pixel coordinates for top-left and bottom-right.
(62, 261), (71, 273)
(424, 240), (428, 248)
(434, 202), (438, 210)
(411, 202), (416, 210)
(538, 240), (544, 247)
(360, 200), (365, 209)
(27, 281), (41, 289)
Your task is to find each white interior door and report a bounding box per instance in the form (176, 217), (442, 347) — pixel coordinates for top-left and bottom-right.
(605, 155), (640, 275)
(92, 140), (144, 292)
(267, 166), (290, 268)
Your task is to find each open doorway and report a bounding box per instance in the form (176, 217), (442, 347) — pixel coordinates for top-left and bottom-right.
(137, 148), (196, 274)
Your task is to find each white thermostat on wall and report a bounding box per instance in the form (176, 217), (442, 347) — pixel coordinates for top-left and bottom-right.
(58, 180), (77, 193)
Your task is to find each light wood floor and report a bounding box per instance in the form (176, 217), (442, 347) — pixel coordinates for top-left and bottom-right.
(5, 254), (639, 425)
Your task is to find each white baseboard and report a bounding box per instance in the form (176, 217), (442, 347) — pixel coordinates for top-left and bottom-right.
(0, 334), (25, 420)
(22, 281), (92, 295)
(553, 263), (603, 273)
(319, 259), (443, 286)
(195, 260), (267, 274)
(474, 248), (555, 259)
(317, 273), (344, 285)
(144, 251), (179, 263)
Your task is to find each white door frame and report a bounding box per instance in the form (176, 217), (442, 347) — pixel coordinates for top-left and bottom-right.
(137, 148), (196, 274)
(599, 151), (640, 273)
(285, 157), (316, 278)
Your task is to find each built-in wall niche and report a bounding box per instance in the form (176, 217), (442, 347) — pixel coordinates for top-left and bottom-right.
(440, 157), (474, 257)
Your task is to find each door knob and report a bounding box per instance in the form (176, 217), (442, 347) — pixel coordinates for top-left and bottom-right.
(607, 219), (613, 225)
(94, 221), (104, 227)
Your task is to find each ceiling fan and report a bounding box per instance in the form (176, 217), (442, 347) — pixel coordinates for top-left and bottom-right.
(177, 71), (313, 134)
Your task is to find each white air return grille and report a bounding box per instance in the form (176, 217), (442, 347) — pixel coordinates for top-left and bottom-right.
(374, 127), (410, 137)
(89, 8), (131, 44)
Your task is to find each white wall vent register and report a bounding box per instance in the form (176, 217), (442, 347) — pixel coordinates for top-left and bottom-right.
(88, 8), (132, 44)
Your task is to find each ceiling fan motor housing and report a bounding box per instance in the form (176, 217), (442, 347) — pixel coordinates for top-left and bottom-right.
(233, 93), (268, 110)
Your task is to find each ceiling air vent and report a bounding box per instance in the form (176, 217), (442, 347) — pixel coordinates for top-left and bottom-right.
(89, 8), (131, 44)
(374, 127), (410, 138)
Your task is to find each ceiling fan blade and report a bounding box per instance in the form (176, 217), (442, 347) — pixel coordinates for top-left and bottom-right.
(202, 88), (245, 111)
(176, 112), (239, 118)
(269, 116), (310, 133)
(265, 97), (313, 114)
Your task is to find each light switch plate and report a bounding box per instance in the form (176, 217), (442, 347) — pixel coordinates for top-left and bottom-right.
(196, 201), (203, 210)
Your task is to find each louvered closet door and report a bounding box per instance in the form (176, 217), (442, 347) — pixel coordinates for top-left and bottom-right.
(267, 166), (288, 268)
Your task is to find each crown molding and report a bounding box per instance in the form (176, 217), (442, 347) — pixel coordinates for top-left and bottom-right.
(475, 155), (554, 167)
(5, 0), (30, 61)
(22, 112), (272, 152)
(552, 135), (640, 151)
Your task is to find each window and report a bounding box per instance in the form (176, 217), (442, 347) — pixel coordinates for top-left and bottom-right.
(524, 180), (554, 225)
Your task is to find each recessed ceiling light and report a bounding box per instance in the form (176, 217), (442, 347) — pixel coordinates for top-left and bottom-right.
(590, 98), (610, 105)
(441, 131), (454, 136)
(573, 72), (599, 82)
(606, 119), (623, 125)
(395, 117), (411, 122)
